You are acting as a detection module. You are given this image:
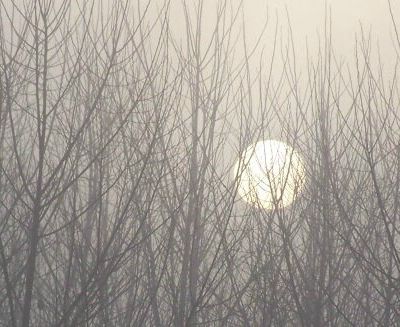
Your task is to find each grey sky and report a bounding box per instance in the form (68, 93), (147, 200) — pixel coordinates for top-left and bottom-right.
(167, 0), (399, 74)
(246, 0), (397, 57)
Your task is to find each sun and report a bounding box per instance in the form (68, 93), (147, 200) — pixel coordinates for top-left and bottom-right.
(234, 140), (306, 210)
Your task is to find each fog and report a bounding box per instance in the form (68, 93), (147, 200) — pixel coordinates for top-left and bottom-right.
(1, 1), (400, 326)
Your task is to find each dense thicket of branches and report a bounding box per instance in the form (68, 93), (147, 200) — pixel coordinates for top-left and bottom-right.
(1, 0), (400, 326)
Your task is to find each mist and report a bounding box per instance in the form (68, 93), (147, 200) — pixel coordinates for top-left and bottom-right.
(1, 1), (400, 326)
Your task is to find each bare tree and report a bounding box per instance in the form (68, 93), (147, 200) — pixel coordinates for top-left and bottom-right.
(2, 0), (400, 326)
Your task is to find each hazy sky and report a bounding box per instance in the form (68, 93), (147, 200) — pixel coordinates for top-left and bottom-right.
(167, 0), (400, 91)
(247, 0), (396, 50)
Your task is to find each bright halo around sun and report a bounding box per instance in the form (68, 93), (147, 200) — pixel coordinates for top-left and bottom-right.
(234, 140), (306, 210)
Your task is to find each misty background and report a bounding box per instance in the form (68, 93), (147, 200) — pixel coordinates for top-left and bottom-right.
(1, 0), (400, 326)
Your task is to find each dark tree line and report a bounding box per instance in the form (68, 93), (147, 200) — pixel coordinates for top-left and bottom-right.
(1, 0), (400, 326)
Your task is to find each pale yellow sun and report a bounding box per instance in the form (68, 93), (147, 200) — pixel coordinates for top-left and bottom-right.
(234, 140), (306, 210)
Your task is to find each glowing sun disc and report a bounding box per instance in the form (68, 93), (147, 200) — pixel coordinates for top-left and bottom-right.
(234, 140), (306, 209)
